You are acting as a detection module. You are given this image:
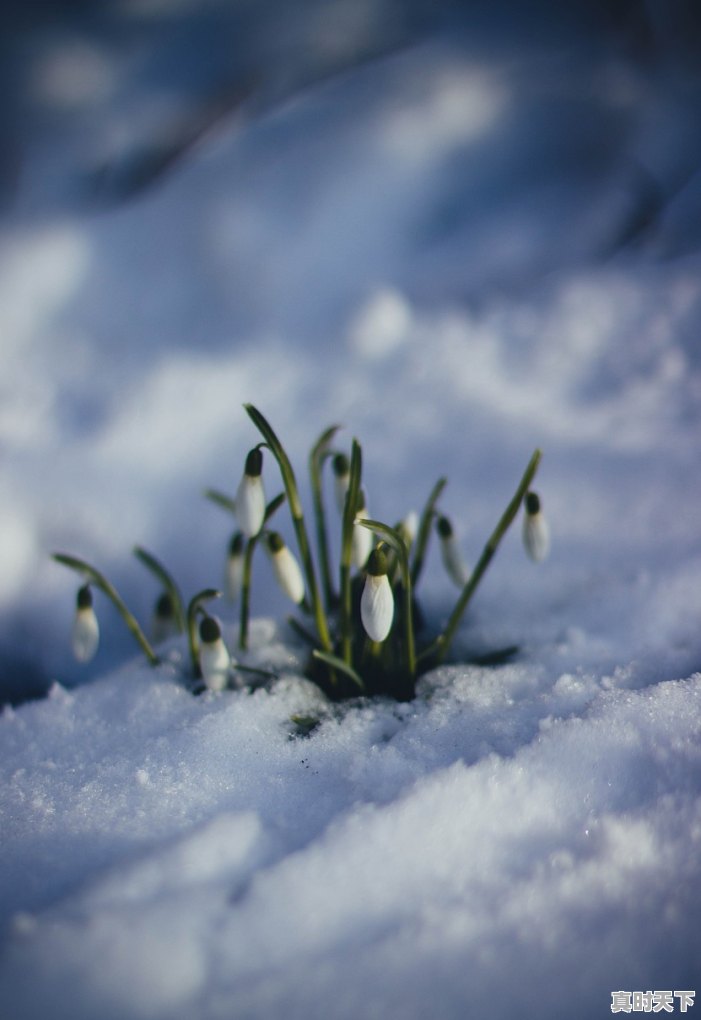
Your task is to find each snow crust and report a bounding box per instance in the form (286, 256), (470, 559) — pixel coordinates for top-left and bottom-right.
(2, 3), (701, 1017)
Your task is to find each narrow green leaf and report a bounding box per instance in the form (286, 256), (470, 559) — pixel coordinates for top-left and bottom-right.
(428, 448), (542, 665)
(410, 476), (447, 586)
(339, 439), (362, 667)
(204, 488), (238, 515)
(309, 424), (342, 610)
(312, 649), (365, 692)
(245, 404), (332, 652)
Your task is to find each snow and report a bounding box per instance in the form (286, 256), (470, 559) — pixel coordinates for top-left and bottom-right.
(2, 2), (701, 1017)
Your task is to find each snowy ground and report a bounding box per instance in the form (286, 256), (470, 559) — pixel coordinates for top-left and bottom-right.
(2, 3), (701, 1017)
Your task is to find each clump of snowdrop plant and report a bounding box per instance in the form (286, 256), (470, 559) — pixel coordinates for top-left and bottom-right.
(53, 404), (547, 702)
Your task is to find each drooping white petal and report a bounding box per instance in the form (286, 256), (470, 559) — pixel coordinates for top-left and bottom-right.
(271, 545), (305, 604)
(72, 607), (99, 662)
(352, 512), (373, 569)
(199, 637), (232, 692)
(235, 475), (266, 538)
(523, 511), (550, 562)
(399, 510), (419, 548)
(360, 573), (394, 642)
(440, 533), (470, 588)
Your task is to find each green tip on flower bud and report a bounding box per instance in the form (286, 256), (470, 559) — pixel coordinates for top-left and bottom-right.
(266, 531), (285, 554)
(436, 515), (453, 539)
(199, 616), (221, 643)
(244, 447), (263, 477)
(332, 452), (350, 477)
(155, 592), (174, 619)
(229, 532), (244, 556)
(76, 584), (93, 609)
(525, 491), (541, 515)
(366, 547), (389, 577)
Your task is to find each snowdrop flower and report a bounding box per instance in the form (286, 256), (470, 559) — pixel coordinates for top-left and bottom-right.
(224, 531), (245, 602)
(151, 592), (179, 644)
(235, 447), (265, 538)
(360, 548), (394, 642)
(522, 491), (550, 562)
(266, 532), (305, 604)
(352, 489), (373, 569)
(332, 452), (350, 514)
(71, 585), (99, 662)
(198, 616), (232, 691)
(436, 515), (470, 588)
(397, 510), (418, 550)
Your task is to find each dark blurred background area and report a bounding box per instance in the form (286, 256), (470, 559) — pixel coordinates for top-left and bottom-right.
(2, 0), (701, 225)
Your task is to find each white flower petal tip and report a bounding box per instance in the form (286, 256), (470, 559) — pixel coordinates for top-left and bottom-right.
(198, 617), (233, 692)
(360, 550), (394, 643)
(523, 492), (550, 563)
(267, 533), (305, 604)
(224, 532), (245, 603)
(436, 517), (470, 588)
(235, 449), (266, 538)
(352, 519), (374, 570)
(352, 491), (373, 569)
(398, 511), (419, 549)
(71, 586), (99, 663)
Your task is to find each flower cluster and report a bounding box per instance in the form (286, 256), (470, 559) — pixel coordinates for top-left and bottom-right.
(54, 405), (548, 701)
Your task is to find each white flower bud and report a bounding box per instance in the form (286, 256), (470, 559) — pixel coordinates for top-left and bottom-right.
(360, 549), (394, 642)
(523, 492), (550, 562)
(198, 617), (232, 691)
(151, 592), (179, 644)
(72, 585), (99, 662)
(436, 516), (470, 588)
(266, 532), (305, 604)
(235, 448), (265, 538)
(352, 490), (373, 569)
(224, 532), (245, 602)
(332, 453), (350, 515)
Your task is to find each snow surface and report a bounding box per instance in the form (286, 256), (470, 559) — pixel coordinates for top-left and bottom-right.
(2, 2), (701, 1017)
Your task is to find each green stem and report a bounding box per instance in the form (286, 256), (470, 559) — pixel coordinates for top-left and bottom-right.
(339, 439), (362, 667)
(133, 546), (186, 632)
(423, 448), (542, 666)
(309, 424), (341, 611)
(239, 536), (256, 651)
(187, 588), (221, 677)
(245, 404), (332, 652)
(238, 493), (286, 651)
(53, 552), (159, 666)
